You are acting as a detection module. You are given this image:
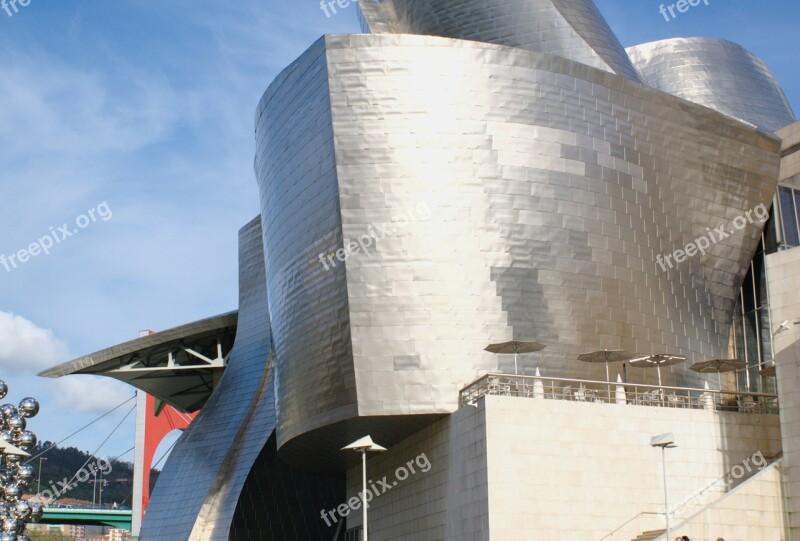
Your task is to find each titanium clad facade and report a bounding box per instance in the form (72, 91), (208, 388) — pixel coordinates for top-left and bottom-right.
(253, 37), (362, 468)
(356, 0), (643, 82)
(627, 38), (795, 133)
(140, 218), (276, 540)
(255, 33), (781, 466)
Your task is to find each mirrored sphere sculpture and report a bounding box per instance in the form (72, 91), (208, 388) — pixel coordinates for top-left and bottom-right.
(0, 381), (42, 541)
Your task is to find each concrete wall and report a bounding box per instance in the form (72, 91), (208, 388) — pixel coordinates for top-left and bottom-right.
(674, 461), (786, 541)
(346, 395), (781, 540)
(767, 247), (800, 537)
(343, 403), (489, 540)
(778, 121), (800, 184)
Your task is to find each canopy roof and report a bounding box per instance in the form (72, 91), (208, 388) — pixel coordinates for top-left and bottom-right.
(38, 312), (238, 412)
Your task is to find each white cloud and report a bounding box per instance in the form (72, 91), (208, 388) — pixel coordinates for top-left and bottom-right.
(53, 375), (135, 415)
(0, 311), (69, 374)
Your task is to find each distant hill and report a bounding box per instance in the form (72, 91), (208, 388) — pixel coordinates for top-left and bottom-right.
(24, 442), (161, 508)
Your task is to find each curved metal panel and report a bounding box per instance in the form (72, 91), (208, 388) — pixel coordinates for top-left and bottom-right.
(254, 37), (359, 465)
(356, 0), (643, 81)
(256, 33), (781, 467)
(627, 38), (795, 133)
(139, 217), (274, 540)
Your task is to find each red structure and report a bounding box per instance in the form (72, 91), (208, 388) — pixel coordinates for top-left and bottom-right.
(135, 393), (198, 527)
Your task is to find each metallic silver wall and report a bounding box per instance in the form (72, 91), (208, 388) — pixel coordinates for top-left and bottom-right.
(140, 217), (276, 540)
(255, 33), (781, 467)
(627, 38), (795, 133)
(253, 37), (362, 470)
(357, 0), (643, 82)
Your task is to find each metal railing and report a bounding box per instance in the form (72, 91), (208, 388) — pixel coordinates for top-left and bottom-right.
(459, 373), (779, 414)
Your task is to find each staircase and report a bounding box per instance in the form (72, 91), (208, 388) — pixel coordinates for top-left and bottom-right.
(602, 453), (783, 541)
(632, 530), (665, 541)
(625, 457), (784, 541)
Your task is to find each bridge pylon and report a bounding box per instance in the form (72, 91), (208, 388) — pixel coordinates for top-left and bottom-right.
(131, 392), (197, 537)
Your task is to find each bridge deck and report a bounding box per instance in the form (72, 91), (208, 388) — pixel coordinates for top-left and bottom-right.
(39, 508), (132, 530)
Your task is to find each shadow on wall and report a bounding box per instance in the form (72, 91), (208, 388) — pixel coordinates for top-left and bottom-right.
(230, 432), (345, 540)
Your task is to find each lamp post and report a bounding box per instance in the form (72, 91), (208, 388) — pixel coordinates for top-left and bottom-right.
(36, 457), (47, 495)
(650, 433), (677, 540)
(99, 469), (105, 509)
(341, 436), (387, 541)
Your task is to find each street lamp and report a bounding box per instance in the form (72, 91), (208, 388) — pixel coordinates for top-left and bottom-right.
(341, 436), (387, 541)
(36, 457), (47, 494)
(99, 470), (107, 509)
(650, 433), (677, 540)
(91, 468), (98, 509)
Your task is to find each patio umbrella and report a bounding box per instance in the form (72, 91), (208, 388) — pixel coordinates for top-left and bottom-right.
(577, 349), (635, 382)
(485, 340), (546, 375)
(690, 358), (746, 389)
(629, 353), (686, 387)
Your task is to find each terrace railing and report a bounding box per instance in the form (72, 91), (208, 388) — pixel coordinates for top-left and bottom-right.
(459, 373), (778, 414)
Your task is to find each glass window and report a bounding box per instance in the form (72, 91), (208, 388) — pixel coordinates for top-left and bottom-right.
(743, 310), (760, 366)
(795, 188), (800, 239)
(763, 204), (780, 254)
(779, 186), (800, 246)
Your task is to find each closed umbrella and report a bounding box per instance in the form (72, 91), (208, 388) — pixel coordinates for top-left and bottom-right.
(702, 381), (715, 410)
(615, 374), (627, 405)
(485, 340), (546, 375)
(533, 367), (544, 399)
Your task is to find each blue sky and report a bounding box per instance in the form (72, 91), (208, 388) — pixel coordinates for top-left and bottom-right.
(0, 0), (797, 463)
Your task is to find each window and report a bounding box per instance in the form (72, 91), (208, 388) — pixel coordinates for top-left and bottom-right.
(733, 247), (772, 393)
(779, 186), (800, 247)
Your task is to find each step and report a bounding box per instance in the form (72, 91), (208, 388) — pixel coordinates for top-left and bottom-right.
(632, 530), (666, 541)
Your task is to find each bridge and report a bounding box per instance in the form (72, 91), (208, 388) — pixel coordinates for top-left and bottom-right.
(40, 509), (132, 530)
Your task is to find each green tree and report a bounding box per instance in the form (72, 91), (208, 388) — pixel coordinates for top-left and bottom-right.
(26, 529), (72, 541)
